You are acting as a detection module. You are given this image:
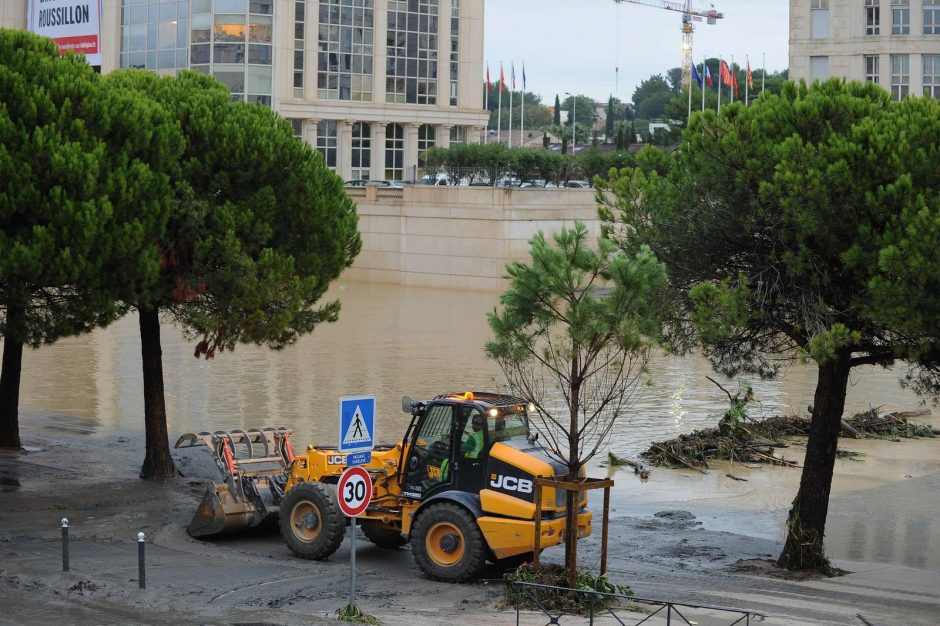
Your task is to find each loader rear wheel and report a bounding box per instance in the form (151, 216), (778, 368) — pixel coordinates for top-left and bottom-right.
(361, 523), (408, 549)
(411, 503), (486, 582)
(280, 482), (344, 560)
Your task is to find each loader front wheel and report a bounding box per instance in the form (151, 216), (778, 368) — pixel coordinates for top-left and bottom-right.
(411, 503), (486, 582)
(280, 482), (344, 560)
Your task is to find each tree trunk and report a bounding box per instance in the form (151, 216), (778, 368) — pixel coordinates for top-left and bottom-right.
(777, 349), (851, 572)
(565, 357), (581, 589)
(138, 306), (178, 479)
(0, 304), (24, 449)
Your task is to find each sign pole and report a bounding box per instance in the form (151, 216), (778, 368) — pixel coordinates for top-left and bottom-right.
(350, 516), (357, 609)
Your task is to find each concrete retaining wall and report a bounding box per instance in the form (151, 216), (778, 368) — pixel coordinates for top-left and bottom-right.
(344, 186), (602, 291)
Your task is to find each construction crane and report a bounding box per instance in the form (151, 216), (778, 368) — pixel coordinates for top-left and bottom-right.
(614, 1), (724, 90)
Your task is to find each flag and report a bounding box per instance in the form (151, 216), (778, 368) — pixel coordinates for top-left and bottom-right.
(746, 60), (754, 89)
(704, 63), (713, 87)
(486, 63), (490, 90)
(720, 60), (733, 88)
(500, 63), (505, 92)
(511, 62), (516, 90)
(522, 63), (526, 90)
(692, 63), (703, 89)
(733, 68), (739, 99)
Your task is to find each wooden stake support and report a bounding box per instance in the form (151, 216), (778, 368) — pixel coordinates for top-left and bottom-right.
(531, 477), (614, 574)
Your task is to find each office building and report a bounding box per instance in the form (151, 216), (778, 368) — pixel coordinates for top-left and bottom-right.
(5, 0), (488, 180)
(790, 0), (940, 99)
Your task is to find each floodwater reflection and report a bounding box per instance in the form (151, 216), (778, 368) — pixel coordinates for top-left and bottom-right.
(12, 281), (940, 570)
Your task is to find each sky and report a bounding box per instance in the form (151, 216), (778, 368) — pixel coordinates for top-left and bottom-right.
(483, 0), (791, 105)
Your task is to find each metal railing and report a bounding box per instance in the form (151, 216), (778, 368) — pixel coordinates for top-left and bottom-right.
(509, 581), (753, 626)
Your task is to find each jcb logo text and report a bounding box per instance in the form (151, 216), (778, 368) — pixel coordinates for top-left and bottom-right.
(490, 474), (533, 494)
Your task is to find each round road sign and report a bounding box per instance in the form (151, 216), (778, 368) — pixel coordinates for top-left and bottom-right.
(337, 466), (372, 517)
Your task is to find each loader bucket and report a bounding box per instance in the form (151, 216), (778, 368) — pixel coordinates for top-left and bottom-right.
(175, 428), (293, 538)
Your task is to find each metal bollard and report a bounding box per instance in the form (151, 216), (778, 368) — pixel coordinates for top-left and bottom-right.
(61, 518), (69, 572)
(137, 532), (146, 589)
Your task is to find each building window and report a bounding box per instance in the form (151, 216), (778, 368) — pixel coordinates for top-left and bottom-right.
(317, 121), (338, 170)
(925, 0), (940, 34)
(385, 123), (404, 180)
(184, 1), (273, 105)
(418, 125), (435, 172)
(891, 54), (910, 100)
(386, 0), (439, 105)
(318, 0), (375, 101)
(450, 0), (460, 106)
(351, 122), (372, 181)
(121, 0), (189, 71)
(290, 119), (304, 138)
(924, 55), (940, 97)
(865, 55), (880, 83)
(811, 0), (829, 39)
(866, 0), (881, 35)
(449, 126), (466, 145)
(294, 1), (305, 98)
(810, 56), (830, 82)
(892, 0), (910, 35)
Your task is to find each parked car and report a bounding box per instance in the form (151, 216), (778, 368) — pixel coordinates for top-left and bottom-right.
(344, 179), (403, 188)
(565, 180), (592, 189)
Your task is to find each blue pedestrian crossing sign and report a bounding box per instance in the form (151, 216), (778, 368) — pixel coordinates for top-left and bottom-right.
(339, 395), (376, 453)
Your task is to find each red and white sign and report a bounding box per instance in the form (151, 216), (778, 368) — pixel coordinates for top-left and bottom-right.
(27, 0), (103, 67)
(337, 466), (372, 517)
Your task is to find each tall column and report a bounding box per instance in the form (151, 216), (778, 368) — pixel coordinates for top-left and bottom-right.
(372, 123), (388, 180)
(437, 125), (453, 150)
(338, 120), (354, 182)
(373, 0), (388, 105)
(404, 122), (420, 180)
(437, 0), (453, 107)
(304, 119), (320, 149)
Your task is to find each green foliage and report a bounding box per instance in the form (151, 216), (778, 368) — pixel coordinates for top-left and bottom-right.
(561, 94), (597, 128)
(107, 70), (361, 356)
(337, 604), (381, 625)
(0, 29), (179, 345)
(554, 94), (561, 126)
(632, 74), (673, 120)
(503, 564), (634, 614)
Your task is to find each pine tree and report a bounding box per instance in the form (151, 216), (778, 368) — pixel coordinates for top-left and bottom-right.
(553, 94), (561, 127)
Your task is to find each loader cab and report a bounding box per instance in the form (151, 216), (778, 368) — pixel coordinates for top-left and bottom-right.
(400, 392), (531, 501)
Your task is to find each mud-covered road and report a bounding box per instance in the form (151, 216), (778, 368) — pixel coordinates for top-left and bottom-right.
(1, 431), (939, 625)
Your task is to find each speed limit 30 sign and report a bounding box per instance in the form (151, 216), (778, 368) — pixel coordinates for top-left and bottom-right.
(337, 466), (372, 517)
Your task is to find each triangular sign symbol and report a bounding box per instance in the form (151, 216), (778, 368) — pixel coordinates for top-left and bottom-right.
(342, 406), (371, 446)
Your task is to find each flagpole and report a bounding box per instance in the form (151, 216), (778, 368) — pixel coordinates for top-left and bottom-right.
(717, 56), (722, 116)
(521, 63), (526, 145)
(508, 62), (514, 148)
(745, 54), (749, 106)
(484, 64), (489, 145)
(497, 63), (503, 145)
(762, 52), (766, 95)
(701, 57), (706, 112)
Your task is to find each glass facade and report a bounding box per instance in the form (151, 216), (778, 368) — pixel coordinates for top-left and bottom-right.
(318, 0), (375, 101)
(924, 54), (940, 97)
(351, 122), (372, 180)
(866, 0), (881, 35)
(317, 121), (339, 170)
(386, 0), (439, 104)
(121, 0), (189, 71)
(865, 54), (880, 83)
(385, 123), (404, 180)
(189, 0), (274, 105)
(891, 53), (910, 100)
(417, 124), (435, 172)
(925, 0), (940, 34)
(449, 0), (459, 106)
(892, 0), (910, 35)
(294, 1), (305, 98)
(449, 125), (466, 144)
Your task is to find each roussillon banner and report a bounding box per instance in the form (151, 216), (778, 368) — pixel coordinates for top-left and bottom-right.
(27, 0), (103, 67)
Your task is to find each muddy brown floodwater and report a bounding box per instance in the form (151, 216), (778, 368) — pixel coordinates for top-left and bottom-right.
(11, 280), (940, 572)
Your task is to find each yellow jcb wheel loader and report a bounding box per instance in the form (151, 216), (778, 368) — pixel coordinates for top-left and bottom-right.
(175, 391), (592, 582)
